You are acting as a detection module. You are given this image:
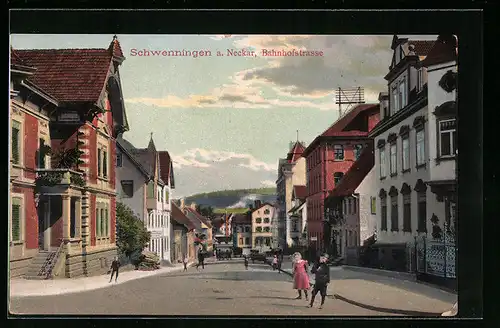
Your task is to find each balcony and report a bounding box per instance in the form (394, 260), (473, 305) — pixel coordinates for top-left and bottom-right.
(35, 168), (85, 193)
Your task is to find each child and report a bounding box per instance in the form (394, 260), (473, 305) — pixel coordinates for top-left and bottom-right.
(272, 255), (278, 271)
(183, 255), (188, 271)
(309, 254), (330, 309)
(244, 256), (249, 270)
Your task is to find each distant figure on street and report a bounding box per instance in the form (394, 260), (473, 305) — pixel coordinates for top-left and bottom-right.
(183, 255), (189, 271)
(196, 249), (205, 270)
(244, 255), (249, 270)
(292, 252), (310, 300)
(277, 252), (283, 273)
(309, 254), (330, 309)
(272, 255), (278, 270)
(109, 256), (120, 283)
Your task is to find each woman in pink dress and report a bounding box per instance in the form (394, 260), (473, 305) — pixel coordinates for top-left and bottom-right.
(292, 252), (310, 300)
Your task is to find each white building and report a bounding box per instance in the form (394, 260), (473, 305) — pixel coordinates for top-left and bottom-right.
(116, 135), (175, 264)
(369, 35), (440, 244)
(421, 35), (458, 236)
(287, 185), (308, 247)
(276, 141), (307, 249)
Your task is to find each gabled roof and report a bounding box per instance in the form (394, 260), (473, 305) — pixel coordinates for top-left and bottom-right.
(408, 40), (436, 57)
(303, 103), (379, 157)
(328, 142), (375, 198)
(252, 202), (274, 213)
(108, 35), (125, 59)
(286, 141), (306, 162)
(171, 202), (195, 230)
(158, 151), (175, 188)
(288, 200), (306, 214)
(292, 185), (307, 200)
(231, 213), (252, 225)
(421, 35), (458, 68)
(185, 208), (213, 229)
(116, 137), (150, 179)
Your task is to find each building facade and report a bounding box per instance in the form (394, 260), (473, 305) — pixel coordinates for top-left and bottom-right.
(115, 135), (175, 264)
(303, 104), (380, 252)
(369, 35), (439, 244)
(276, 141), (306, 249)
(251, 203), (275, 251)
(232, 213), (252, 251)
(287, 185), (308, 247)
(10, 37), (129, 278)
(170, 202), (196, 263)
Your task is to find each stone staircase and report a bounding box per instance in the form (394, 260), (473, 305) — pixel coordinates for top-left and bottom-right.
(24, 251), (58, 280)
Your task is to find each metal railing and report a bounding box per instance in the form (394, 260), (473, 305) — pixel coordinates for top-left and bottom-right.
(44, 241), (65, 279)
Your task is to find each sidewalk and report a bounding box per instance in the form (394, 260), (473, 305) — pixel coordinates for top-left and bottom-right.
(9, 262), (195, 298)
(274, 263), (457, 316)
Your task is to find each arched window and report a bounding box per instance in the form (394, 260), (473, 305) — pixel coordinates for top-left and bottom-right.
(334, 172), (344, 186)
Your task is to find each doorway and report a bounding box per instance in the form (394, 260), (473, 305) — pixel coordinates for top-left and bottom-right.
(37, 198), (51, 250)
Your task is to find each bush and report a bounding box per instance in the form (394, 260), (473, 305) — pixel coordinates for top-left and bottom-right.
(116, 202), (151, 258)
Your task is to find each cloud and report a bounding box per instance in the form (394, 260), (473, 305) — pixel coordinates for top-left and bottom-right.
(260, 180), (276, 187)
(209, 35), (235, 40)
(170, 149), (278, 198)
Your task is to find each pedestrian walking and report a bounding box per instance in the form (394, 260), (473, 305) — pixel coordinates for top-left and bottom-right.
(196, 249), (205, 270)
(244, 255), (249, 270)
(309, 254), (330, 309)
(109, 256), (120, 283)
(272, 255), (278, 271)
(292, 252), (310, 300)
(183, 254), (189, 271)
(278, 251), (283, 273)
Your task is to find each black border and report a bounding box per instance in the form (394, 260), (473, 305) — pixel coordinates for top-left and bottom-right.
(7, 7), (484, 327)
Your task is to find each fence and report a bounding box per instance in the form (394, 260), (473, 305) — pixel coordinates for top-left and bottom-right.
(406, 231), (457, 279)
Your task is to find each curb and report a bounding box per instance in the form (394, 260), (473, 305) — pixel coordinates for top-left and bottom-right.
(342, 265), (417, 282)
(10, 262), (195, 298)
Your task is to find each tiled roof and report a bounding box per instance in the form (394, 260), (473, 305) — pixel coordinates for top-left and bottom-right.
(185, 208), (213, 229)
(408, 40), (436, 57)
(287, 141), (306, 162)
(108, 36), (125, 58)
(328, 142), (375, 197)
(231, 213), (252, 225)
(171, 203), (195, 230)
(158, 151), (173, 187)
(15, 48), (113, 103)
(11, 48), (28, 66)
(421, 35), (457, 67)
(293, 185), (307, 200)
(116, 137), (150, 178)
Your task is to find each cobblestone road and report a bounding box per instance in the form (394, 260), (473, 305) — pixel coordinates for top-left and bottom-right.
(10, 262), (395, 316)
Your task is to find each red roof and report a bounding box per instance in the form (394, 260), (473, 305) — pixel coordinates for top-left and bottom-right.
(303, 104), (379, 156)
(421, 35), (457, 68)
(171, 203), (195, 230)
(328, 142), (375, 197)
(293, 185), (307, 200)
(287, 141), (305, 162)
(108, 36), (125, 58)
(231, 213), (252, 225)
(185, 208), (212, 228)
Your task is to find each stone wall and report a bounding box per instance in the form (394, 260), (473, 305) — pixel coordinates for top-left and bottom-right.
(63, 246), (118, 278)
(9, 249), (38, 278)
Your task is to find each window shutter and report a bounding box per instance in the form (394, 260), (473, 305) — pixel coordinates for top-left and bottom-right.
(105, 208), (109, 236)
(96, 207), (101, 237)
(11, 122), (21, 164)
(100, 208), (105, 237)
(97, 149), (102, 177)
(11, 198), (22, 241)
(103, 151), (108, 178)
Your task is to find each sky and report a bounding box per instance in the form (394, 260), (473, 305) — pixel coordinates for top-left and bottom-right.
(11, 34), (437, 198)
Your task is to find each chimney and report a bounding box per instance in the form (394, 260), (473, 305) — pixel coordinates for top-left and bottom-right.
(190, 202), (197, 210)
(378, 92), (389, 120)
(254, 200), (262, 209)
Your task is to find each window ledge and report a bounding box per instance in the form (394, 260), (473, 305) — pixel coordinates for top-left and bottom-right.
(417, 230), (427, 234)
(11, 163), (24, 169)
(380, 176), (387, 181)
(390, 173), (398, 178)
(402, 168), (411, 174)
(435, 156), (456, 165)
(98, 176), (109, 182)
(416, 163), (426, 170)
(10, 240), (24, 246)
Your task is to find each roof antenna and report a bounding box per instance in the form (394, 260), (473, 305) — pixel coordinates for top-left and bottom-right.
(150, 132), (153, 139)
(296, 130), (299, 143)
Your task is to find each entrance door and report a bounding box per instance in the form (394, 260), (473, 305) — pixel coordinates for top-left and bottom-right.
(37, 199), (51, 250)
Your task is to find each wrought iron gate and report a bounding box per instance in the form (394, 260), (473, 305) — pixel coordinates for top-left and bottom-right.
(410, 230), (456, 278)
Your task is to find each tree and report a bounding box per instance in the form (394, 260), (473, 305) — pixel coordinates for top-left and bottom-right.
(116, 202), (151, 257)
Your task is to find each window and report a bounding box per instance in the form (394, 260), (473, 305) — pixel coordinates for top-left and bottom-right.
(97, 149), (102, 175)
(116, 152), (122, 167)
(11, 197), (22, 242)
(105, 208), (109, 236)
(380, 197), (388, 231)
(244, 226), (250, 233)
(391, 195), (398, 232)
(255, 218), (262, 224)
(416, 129), (426, 166)
(348, 231), (353, 246)
(334, 172), (344, 186)
(353, 198), (357, 214)
(399, 80), (407, 109)
(402, 136), (410, 171)
(157, 190), (161, 202)
(354, 231), (357, 246)
(354, 144), (363, 160)
(103, 151), (108, 178)
(147, 181), (154, 198)
(264, 209), (270, 214)
(96, 207), (101, 237)
(263, 218), (270, 224)
(390, 143), (397, 175)
(38, 138), (46, 169)
(439, 119), (457, 157)
(334, 145), (344, 161)
(379, 148), (386, 178)
(370, 197), (376, 214)
(392, 86), (399, 113)
(121, 180), (133, 198)
(348, 199), (352, 214)
(11, 121), (21, 164)
(417, 192), (427, 233)
(403, 194), (411, 232)
(256, 227), (262, 233)
(239, 237), (243, 245)
(292, 220), (298, 232)
(245, 237), (250, 245)
(264, 227), (270, 233)
(100, 208), (105, 236)
(417, 68), (424, 91)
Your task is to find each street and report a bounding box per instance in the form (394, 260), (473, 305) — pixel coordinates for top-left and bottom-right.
(9, 261), (455, 316)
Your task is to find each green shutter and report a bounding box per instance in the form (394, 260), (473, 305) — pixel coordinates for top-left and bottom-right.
(105, 208), (109, 236)
(100, 208), (105, 237)
(11, 198), (22, 241)
(103, 151), (108, 178)
(96, 207), (101, 237)
(11, 123), (20, 164)
(97, 149), (102, 177)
